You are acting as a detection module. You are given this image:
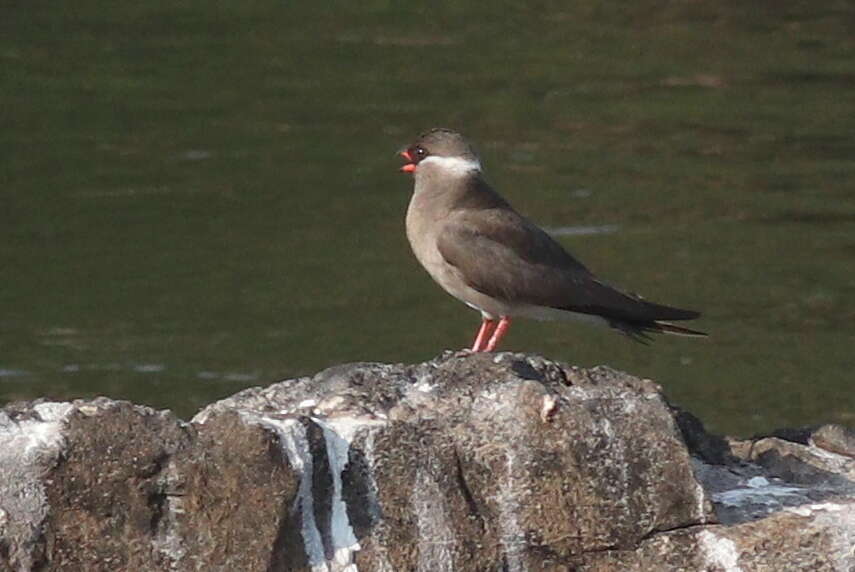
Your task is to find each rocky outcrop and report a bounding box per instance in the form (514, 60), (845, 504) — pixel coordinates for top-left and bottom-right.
(1, 352), (852, 571)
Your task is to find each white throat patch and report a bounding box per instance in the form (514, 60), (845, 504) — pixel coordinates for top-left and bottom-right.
(418, 155), (482, 176)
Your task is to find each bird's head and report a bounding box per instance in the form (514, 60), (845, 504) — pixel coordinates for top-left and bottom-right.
(399, 128), (482, 177)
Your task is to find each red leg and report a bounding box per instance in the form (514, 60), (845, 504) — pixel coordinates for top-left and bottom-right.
(484, 316), (511, 352)
(471, 318), (496, 352)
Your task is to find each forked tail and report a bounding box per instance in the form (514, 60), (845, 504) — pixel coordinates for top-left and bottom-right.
(654, 321), (708, 337)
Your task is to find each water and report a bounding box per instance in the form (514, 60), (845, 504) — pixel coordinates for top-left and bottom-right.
(2, 2), (854, 436)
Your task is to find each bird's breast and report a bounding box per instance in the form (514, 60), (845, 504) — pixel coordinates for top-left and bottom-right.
(405, 193), (513, 318)
(405, 193), (444, 279)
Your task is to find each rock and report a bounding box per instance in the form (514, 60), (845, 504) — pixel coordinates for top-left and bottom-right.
(0, 352), (853, 571)
(581, 502), (855, 571)
(196, 353), (712, 570)
(0, 398), (191, 571)
(811, 424), (855, 458)
(171, 411), (303, 570)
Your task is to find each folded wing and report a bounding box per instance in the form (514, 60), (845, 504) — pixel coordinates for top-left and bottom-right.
(436, 209), (700, 324)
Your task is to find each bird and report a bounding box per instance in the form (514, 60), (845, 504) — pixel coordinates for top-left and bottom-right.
(399, 128), (706, 352)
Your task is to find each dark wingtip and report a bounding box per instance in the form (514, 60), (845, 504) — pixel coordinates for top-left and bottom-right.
(653, 306), (701, 321)
(612, 319), (708, 341)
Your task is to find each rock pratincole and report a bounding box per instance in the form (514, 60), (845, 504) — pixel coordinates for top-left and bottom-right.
(400, 128), (706, 352)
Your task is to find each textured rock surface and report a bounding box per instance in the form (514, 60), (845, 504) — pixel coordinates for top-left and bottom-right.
(1, 352), (852, 571)
(198, 354), (711, 570)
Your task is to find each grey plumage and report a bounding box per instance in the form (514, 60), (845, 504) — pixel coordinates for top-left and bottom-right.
(401, 128), (706, 348)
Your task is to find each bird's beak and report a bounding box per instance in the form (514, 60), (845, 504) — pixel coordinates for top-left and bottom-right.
(399, 149), (416, 173)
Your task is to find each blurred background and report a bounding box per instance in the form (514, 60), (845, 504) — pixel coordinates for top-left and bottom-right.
(2, 1), (853, 436)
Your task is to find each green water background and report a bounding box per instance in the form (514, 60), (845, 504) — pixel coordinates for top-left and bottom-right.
(3, 2), (854, 435)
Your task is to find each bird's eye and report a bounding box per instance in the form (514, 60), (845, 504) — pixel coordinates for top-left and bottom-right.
(415, 146), (427, 157)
